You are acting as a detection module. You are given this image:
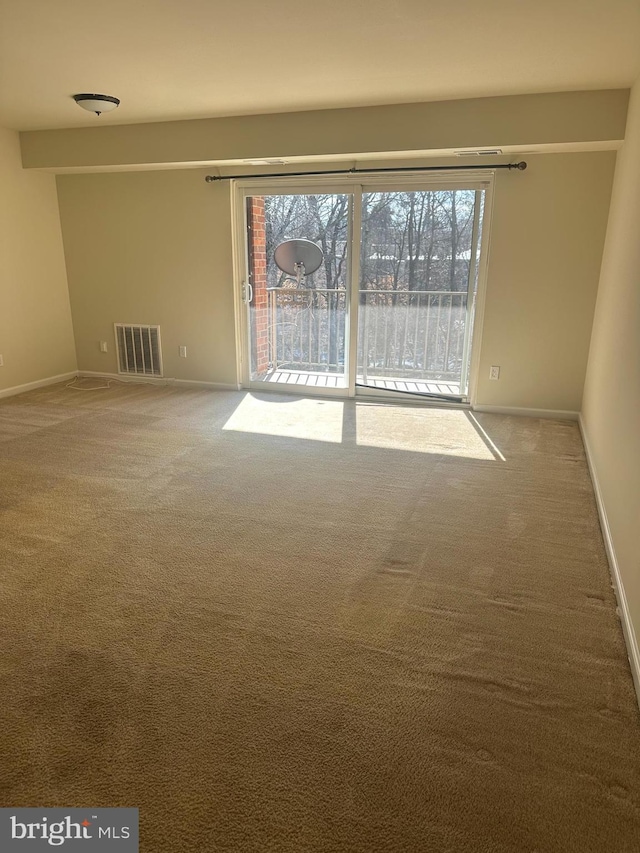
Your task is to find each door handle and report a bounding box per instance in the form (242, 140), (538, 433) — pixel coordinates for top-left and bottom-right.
(243, 281), (254, 303)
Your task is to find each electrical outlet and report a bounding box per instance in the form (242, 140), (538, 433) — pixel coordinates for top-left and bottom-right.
(490, 365), (500, 380)
(100, 341), (108, 353)
(179, 346), (187, 358)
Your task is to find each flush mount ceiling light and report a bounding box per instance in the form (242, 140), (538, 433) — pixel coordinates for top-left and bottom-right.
(72, 93), (120, 116)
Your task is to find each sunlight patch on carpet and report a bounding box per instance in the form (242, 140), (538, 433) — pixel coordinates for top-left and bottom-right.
(223, 394), (344, 443)
(355, 406), (502, 459)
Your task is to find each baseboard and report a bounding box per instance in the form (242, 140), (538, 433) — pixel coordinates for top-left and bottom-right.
(79, 370), (167, 386)
(579, 414), (640, 709)
(472, 404), (579, 421)
(0, 371), (78, 400)
(78, 371), (240, 391)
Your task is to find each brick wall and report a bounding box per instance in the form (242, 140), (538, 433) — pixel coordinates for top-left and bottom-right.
(246, 197), (270, 376)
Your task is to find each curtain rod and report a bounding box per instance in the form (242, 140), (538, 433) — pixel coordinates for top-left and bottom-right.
(204, 161), (527, 183)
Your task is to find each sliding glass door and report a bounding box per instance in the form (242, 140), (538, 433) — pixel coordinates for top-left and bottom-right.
(357, 188), (484, 399)
(239, 179), (487, 401)
(243, 191), (351, 390)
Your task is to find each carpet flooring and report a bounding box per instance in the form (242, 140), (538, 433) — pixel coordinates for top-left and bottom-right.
(0, 381), (638, 852)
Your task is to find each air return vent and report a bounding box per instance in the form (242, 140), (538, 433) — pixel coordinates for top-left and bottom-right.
(115, 324), (163, 376)
(454, 148), (503, 157)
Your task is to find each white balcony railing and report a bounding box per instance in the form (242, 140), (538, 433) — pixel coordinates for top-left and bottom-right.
(264, 287), (469, 382)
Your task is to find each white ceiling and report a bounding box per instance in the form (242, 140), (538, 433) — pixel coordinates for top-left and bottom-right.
(1, 0), (638, 131)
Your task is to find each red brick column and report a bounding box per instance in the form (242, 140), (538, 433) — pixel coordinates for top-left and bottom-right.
(246, 197), (270, 375)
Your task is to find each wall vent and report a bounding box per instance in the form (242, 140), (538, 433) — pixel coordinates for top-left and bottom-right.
(114, 324), (163, 376)
(454, 148), (503, 157)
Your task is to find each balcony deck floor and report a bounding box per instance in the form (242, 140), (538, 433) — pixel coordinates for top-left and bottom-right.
(259, 369), (461, 397)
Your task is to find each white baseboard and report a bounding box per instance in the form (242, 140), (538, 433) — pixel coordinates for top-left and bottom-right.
(78, 371), (240, 391)
(0, 371), (78, 400)
(79, 370), (167, 386)
(473, 404), (579, 421)
(579, 414), (640, 708)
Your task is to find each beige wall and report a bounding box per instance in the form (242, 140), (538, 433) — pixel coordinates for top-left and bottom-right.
(56, 152), (614, 406)
(0, 126), (76, 392)
(476, 152), (615, 410)
(582, 81), (640, 672)
(22, 90), (628, 170)
(56, 170), (237, 385)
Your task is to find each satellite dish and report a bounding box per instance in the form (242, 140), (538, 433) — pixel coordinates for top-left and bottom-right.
(274, 239), (324, 282)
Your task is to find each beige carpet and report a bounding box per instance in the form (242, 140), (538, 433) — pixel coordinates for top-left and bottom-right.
(0, 382), (638, 852)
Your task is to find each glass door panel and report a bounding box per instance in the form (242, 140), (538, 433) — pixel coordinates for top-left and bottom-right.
(245, 193), (351, 391)
(356, 189), (484, 399)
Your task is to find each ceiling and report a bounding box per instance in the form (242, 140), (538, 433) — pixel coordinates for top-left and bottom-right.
(1, 0), (639, 132)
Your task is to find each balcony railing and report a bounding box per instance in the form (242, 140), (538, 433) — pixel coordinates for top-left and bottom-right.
(264, 286), (470, 382)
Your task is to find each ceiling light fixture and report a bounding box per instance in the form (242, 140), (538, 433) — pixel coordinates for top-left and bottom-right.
(72, 93), (120, 116)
